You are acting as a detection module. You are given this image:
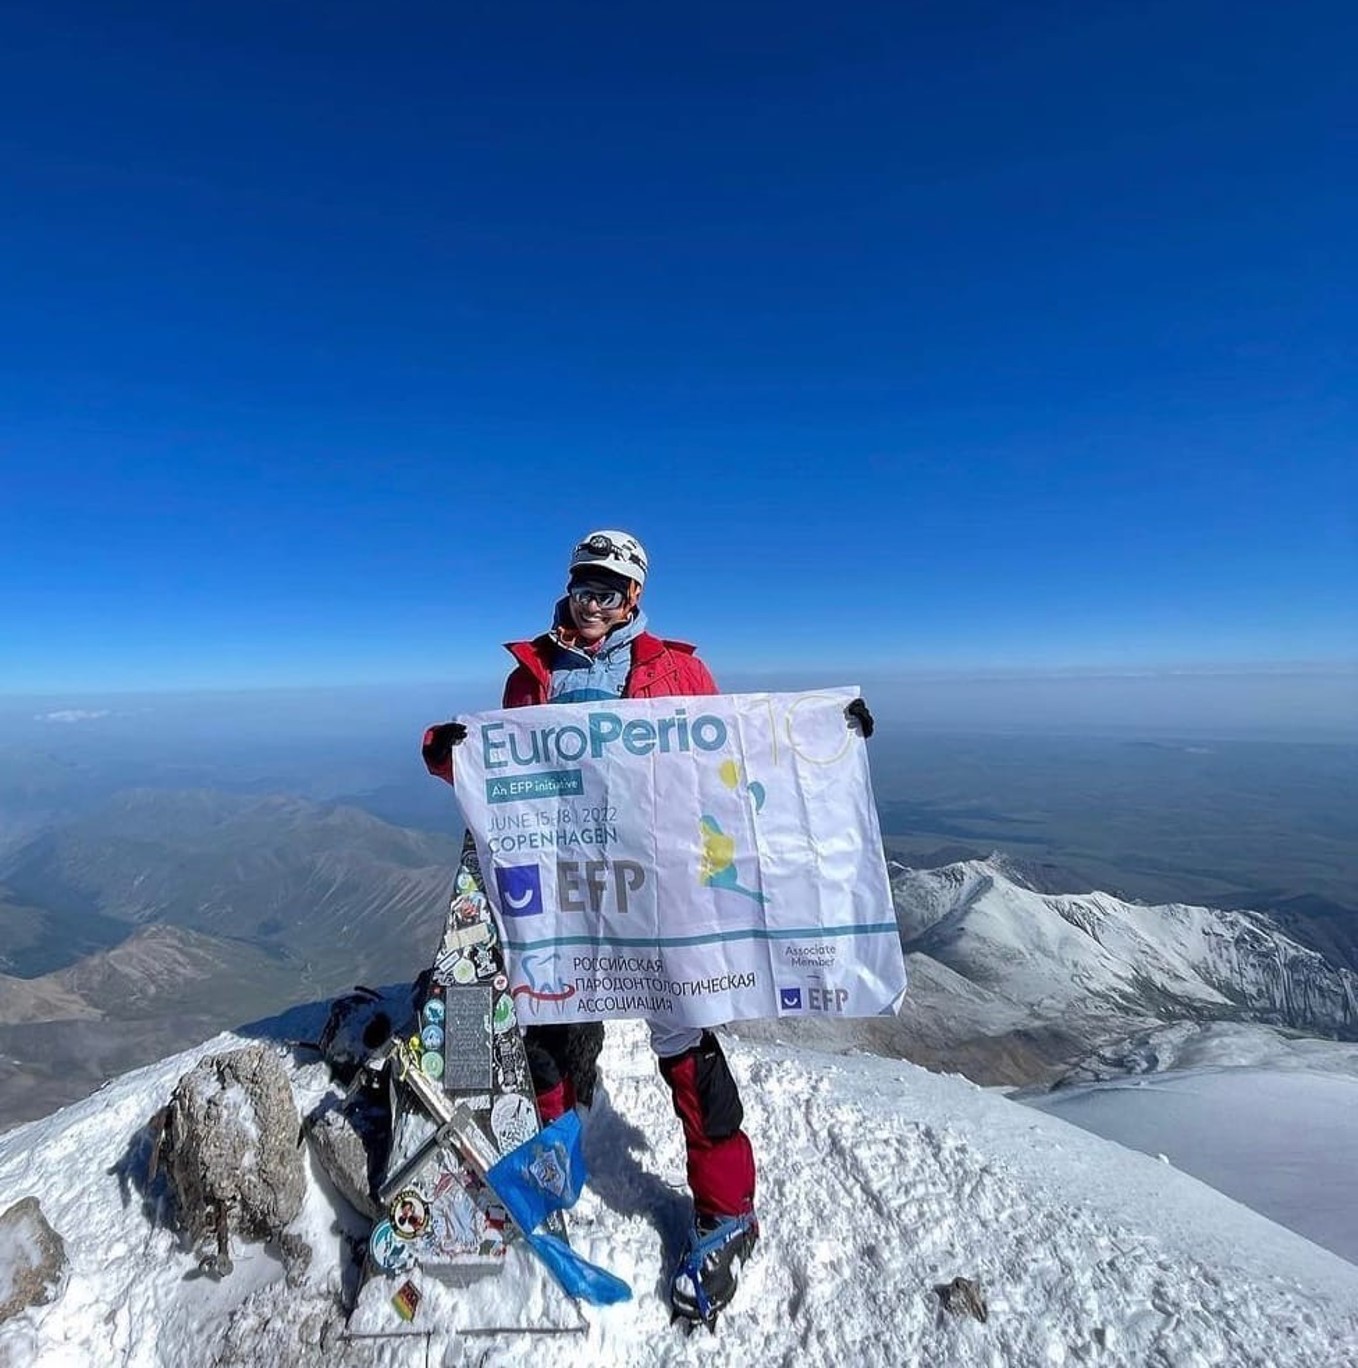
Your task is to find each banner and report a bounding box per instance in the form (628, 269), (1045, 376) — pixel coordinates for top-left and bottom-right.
(456, 687), (906, 1029)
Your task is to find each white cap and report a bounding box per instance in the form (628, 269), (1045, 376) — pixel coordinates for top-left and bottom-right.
(568, 530), (649, 586)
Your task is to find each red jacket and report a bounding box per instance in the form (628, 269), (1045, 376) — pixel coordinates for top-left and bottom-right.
(501, 631), (717, 707)
(423, 632), (717, 783)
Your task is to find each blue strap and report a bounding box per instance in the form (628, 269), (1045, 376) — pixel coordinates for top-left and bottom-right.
(674, 1214), (756, 1321)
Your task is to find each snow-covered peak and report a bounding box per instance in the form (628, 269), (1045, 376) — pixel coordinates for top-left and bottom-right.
(1, 1008), (1355, 1365)
(892, 860), (1358, 1041)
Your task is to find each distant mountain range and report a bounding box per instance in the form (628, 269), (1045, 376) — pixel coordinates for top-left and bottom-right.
(895, 855), (1357, 1035)
(2, 788), (1356, 1127)
(736, 855), (1358, 1085)
(0, 923), (304, 1128)
(0, 788), (457, 979)
(0, 789), (460, 1127)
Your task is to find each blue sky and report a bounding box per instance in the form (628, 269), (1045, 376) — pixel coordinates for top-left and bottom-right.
(1, 1), (1354, 694)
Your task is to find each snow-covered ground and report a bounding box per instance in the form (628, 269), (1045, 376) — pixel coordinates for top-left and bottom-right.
(1059, 1019), (1358, 1082)
(1022, 1023), (1358, 1266)
(1, 1010), (1356, 1367)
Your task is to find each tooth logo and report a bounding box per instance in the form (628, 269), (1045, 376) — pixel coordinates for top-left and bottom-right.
(495, 864), (544, 917)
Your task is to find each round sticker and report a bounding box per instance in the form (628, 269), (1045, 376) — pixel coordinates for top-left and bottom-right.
(421, 1024), (445, 1052)
(422, 998), (446, 1026)
(390, 1190), (430, 1240)
(491, 1093), (538, 1152)
(370, 1219), (417, 1273)
(493, 974), (508, 992)
(452, 957), (477, 985)
(421, 1050), (445, 1080)
(492, 994), (515, 1033)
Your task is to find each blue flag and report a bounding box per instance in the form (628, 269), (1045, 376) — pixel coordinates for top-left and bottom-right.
(485, 1111), (632, 1306)
(523, 1230), (631, 1305)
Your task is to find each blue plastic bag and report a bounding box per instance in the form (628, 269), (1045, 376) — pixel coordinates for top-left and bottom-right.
(485, 1110), (632, 1306)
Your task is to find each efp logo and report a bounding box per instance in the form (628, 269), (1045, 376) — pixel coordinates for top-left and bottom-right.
(779, 986), (803, 1010)
(495, 864), (544, 917)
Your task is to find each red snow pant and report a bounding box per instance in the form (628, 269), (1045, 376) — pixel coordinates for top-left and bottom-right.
(525, 1022), (757, 1219)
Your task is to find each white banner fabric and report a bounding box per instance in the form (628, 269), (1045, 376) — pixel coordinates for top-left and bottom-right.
(455, 688), (907, 1030)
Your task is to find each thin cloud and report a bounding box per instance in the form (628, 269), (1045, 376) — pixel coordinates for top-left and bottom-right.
(34, 709), (111, 724)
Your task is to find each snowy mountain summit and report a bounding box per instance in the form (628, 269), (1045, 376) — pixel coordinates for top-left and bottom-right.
(1, 1004), (1356, 1367)
(897, 856), (1357, 1032)
(881, 857), (1358, 1078)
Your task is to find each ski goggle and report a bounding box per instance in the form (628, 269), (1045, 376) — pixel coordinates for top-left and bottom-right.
(572, 534), (646, 573)
(567, 583), (626, 610)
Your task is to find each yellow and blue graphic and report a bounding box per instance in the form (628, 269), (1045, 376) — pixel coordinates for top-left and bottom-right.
(718, 757), (765, 811)
(698, 759), (768, 906)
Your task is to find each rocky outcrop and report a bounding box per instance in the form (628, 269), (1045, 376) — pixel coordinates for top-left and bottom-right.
(160, 1044), (305, 1271)
(0, 1196), (67, 1323)
(304, 1093), (387, 1223)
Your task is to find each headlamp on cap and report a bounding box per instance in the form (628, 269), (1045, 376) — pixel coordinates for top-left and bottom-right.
(568, 530), (648, 586)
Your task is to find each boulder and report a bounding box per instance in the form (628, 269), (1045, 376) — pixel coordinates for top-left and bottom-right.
(163, 1044), (305, 1255)
(305, 1091), (388, 1223)
(0, 1196), (67, 1323)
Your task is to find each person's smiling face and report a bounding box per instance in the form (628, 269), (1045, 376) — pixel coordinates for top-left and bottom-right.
(566, 573), (632, 645)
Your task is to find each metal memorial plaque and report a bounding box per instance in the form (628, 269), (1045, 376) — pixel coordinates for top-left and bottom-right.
(442, 985), (494, 1094)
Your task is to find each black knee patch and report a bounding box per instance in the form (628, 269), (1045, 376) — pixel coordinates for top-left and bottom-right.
(525, 1022), (605, 1104)
(563, 1021), (605, 1106)
(660, 1030), (745, 1141)
(524, 1031), (562, 1094)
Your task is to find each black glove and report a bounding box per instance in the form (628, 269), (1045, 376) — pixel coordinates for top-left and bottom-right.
(845, 698), (875, 738)
(421, 721), (468, 772)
